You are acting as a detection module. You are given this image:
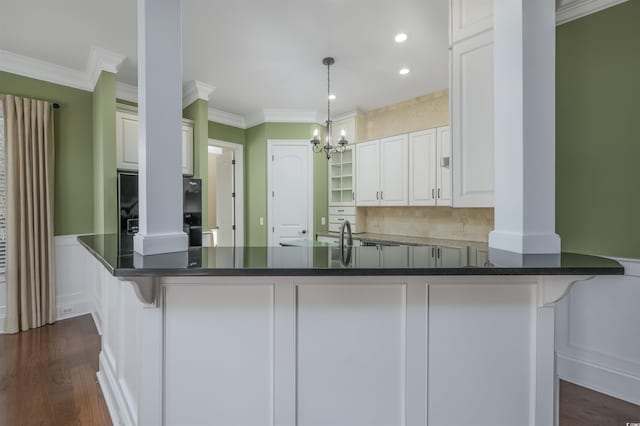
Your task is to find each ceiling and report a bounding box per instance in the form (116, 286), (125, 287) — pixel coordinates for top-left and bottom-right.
(0, 0), (449, 117)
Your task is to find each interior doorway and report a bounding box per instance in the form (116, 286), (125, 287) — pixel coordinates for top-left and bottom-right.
(207, 139), (244, 247)
(267, 140), (313, 246)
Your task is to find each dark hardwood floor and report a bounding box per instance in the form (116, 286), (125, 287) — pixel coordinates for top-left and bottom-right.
(1, 315), (639, 426)
(0, 315), (111, 426)
(560, 380), (640, 426)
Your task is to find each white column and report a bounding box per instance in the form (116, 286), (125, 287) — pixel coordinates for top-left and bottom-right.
(489, 0), (561, 254)
(134, 0), (188, 255)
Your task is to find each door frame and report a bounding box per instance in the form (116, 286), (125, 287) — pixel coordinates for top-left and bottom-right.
(267, 139), (314, 246)
(208, 139), (244, 247)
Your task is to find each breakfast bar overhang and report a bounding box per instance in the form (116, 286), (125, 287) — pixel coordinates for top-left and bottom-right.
(80, 235), (623, 426)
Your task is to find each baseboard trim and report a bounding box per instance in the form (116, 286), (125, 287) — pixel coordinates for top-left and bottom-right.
(98, 352), (135, 426)
(557, 352), (640, 406)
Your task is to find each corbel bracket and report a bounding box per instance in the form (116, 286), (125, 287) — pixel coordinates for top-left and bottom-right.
(118, 276), (160, 308)
(536, 275), (594, 307)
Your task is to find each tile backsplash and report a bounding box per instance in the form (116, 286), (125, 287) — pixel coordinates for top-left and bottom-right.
(360, 207), (494, 243)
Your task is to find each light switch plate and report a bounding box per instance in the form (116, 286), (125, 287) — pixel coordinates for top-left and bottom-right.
(321, 217), (326, 225)
(259, 217), (264, 226)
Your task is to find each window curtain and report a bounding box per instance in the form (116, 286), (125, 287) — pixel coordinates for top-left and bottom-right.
(1, 95), (55, 333)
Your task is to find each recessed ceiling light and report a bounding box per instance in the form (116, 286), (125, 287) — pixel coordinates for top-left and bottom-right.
(328, 94), (336, 100)
(395, 33), (408, 43)
(399, 68), (410, 76)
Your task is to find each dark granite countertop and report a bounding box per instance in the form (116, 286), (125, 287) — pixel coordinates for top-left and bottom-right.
(316, 231), (488, 248)
(78, 234), (624, 277)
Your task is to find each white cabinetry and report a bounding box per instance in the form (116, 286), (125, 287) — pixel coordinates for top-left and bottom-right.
(410, 245), (468, 267)
(116, 105), (195, 175)
(328, 147), (355, 206)
(450, 0), (494, 207)
(356, 135), (408, 207)
(355, 140), (381, 206)
(408, 126), (452, 207)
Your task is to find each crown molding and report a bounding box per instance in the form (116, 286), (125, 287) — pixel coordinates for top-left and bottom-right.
(87, 46), (126, 90)
(245, 108), (323, 128)
(332, 108), (368, 122)
(208, 107), (246, 129)
(183, 80), (216, 108)
(556, 0), (628, 25)
(0, 48), (90, 91)
(116, 82), (138, 103)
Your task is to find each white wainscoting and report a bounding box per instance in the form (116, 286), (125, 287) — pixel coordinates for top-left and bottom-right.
(0, 234), (99, 333)
(556, 258), (640, 405)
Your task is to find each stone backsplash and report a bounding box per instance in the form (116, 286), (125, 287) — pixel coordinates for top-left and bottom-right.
(360, 207), (494, 243)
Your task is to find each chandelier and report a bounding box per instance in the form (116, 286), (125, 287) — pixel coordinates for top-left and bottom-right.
(310, 57), (348, 160)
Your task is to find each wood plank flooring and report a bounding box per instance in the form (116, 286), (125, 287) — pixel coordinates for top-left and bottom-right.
(0, 315), (111, 426)
(1, 314), (639, 426)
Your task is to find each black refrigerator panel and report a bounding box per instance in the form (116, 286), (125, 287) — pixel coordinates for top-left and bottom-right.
(118, 172), (139, 254)
(184, 177), (202, 247)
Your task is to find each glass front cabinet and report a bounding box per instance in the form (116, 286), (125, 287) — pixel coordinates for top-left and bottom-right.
(329, 146), (356, 207)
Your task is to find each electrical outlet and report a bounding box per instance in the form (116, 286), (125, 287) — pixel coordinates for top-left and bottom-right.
(259, 217), (264, 226)
(321, 217), (326, 225)
(61, 306), (73, 315)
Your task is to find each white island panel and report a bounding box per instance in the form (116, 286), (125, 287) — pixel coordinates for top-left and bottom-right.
(297, 283), (407, 426)
(164, 284), (275, 426)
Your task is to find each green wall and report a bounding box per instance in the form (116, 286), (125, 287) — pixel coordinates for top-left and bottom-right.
(209, 121), (246, 145)
(556, 1), (640, 258)
(0, 71), (94, 236)
(92, 71), (117, 234)
(244, 122), (327, 246)
(183, 99), (210, 228)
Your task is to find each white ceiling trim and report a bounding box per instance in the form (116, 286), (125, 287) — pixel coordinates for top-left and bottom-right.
(0, 48), (90, 91)
(245, 108), (323, 129)
(183, 80), (216, 108)
(87, 46), (126, 90)
(116, 81), (138, 103)
(556, 0), (628, 25)
(208, 107), (246, 129)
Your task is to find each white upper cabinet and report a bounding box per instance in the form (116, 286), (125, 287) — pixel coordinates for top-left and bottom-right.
(436, 126), (452, 206)
(380, 135), (409, 206)
(408, 127), (451, 207)
(450, 0), (493, 44)
(356, 136), (409, 207)
(451, 31), (494, 207)
(409, 129), (437, 206)
(116, 110), (140, 171)
(355, 140), (380, 206)
(328, 147), (356, 207)
(116, 105), (195, 175)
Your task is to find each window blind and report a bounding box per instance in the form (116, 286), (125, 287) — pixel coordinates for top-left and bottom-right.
(0, 106), (5, 274)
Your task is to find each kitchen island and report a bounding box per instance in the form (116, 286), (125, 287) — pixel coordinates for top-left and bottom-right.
(79, 234), (623, 426)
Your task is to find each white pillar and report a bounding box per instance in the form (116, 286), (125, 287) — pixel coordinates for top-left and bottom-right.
(489, 0), (561, 254)
(134, 0), (188, 255)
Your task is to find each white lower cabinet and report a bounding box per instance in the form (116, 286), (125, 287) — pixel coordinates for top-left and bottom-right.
(116, 105), (195, 175)
(356, 135), (408, 207)
(409, 244), (468, 267)
(408, 126), (452, 206)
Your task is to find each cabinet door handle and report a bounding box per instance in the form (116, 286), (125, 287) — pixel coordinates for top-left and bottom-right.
(376, 191), (379, 200)
(352, 191), (355, 201)
(380, 191), (384, 200)
(338, 209), (344, 212)
(432, 188), (435, 199)
(431, 246), (435, 258)
(437, 188), (441, 199)
(437, 247), (441, 259)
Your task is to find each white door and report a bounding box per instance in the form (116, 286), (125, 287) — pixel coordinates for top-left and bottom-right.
(436, 126), (452, 206)
(380, 134), (409, 206)
(355, 140), (380, 206)
(409, 129), (437, 206)
(216, 150), (235, 246)
(269, 142), (312, 246)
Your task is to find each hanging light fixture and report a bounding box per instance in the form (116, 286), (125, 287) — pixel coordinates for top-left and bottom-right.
(310, 57), (347, 160)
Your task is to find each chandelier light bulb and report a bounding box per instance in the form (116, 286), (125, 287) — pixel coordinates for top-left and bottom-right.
(395, 33), (408, 43)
